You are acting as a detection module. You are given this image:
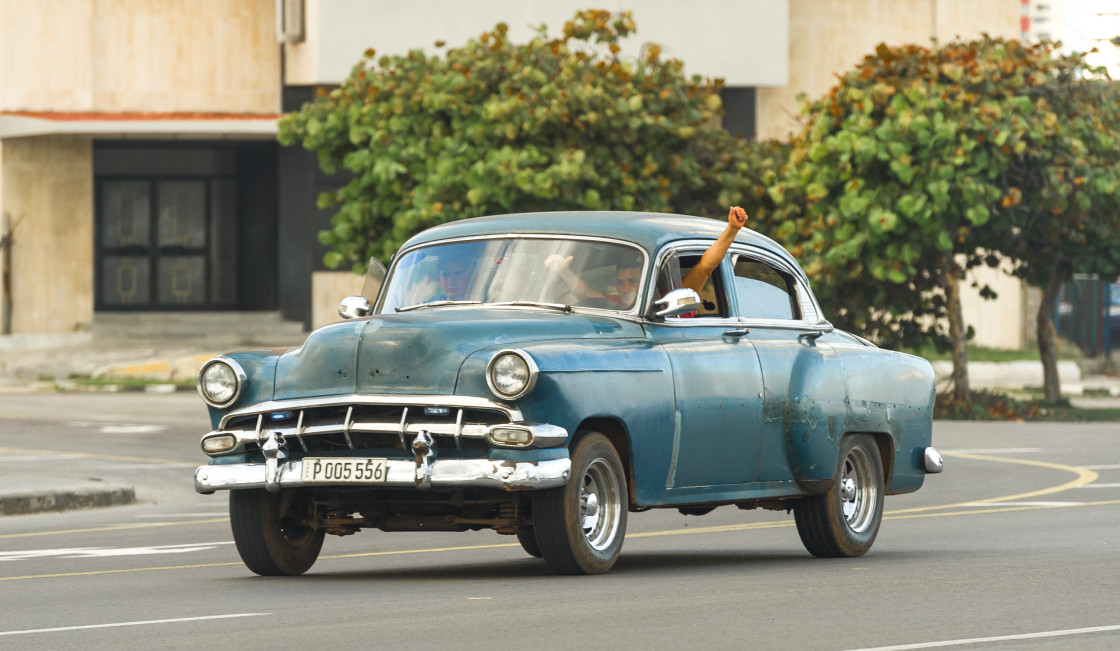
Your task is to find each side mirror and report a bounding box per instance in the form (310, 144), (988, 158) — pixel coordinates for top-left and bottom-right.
(338, 296), (372, 320)
(653, 288), (702, 318)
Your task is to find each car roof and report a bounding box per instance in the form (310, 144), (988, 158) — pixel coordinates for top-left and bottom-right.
(401, 211), (802, 276)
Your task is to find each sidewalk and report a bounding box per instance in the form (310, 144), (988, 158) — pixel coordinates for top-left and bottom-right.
(2, 335), (1119, 516)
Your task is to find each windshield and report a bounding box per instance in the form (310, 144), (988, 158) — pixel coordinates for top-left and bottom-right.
(378, 237), (647, 313)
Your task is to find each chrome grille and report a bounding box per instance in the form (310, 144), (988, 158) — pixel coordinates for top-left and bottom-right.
(220, 398), (514, 456)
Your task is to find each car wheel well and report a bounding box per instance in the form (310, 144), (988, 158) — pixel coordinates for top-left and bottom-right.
(844, 431), (894, 490)
(574, 418), (633, 508)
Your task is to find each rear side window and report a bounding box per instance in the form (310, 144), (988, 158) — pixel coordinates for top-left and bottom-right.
(732, 257), (799, 320)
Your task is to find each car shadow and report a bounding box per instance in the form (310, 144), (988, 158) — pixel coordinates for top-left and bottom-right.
(221, 548), (923, 583)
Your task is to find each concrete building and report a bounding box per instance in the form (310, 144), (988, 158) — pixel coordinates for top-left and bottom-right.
(1, 0), (1023, 343)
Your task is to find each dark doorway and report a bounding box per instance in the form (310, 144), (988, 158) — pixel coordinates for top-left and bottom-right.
(94, 142), (278, 311)
(98, 178), (235, 308)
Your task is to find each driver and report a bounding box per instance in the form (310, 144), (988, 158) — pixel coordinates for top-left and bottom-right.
(545, 206), (749, 308)
(428, 258), (474, 301)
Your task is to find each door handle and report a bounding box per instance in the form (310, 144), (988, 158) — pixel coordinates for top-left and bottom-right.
(723, 328), (750, 337)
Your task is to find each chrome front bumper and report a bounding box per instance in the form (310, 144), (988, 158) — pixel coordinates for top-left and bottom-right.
(195, 457), (572, 494)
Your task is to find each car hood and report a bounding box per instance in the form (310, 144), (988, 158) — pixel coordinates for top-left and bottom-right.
(272, 308), (637, 400)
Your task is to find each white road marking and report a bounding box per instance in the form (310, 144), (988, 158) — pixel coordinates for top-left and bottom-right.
(63, 421), (169, 434)
(92, 463), (196, 469)
(1077, 483), (1120, 488)
(941, 448), (1041, 454)
(846, 624), (1120, 650)
(0, 613), (269, 637)
(98, 425), (168, 434)
(0, 455), (83, 461)
(0, 542), (232, 562)
(1082, 464), (1120, 470)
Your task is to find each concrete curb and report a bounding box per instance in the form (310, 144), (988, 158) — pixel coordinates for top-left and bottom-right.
(0, 484), (136, 516)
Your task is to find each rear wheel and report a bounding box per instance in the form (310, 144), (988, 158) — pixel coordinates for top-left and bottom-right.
(794, 434), (884, 558)
(230, 489), (325, 576)
(532, 432), (628, 575)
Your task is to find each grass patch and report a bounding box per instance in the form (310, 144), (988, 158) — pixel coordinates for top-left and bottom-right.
(935, 390), (1120, 421)
(57, 375), (196, 392)
(901, 342), (1081, 363)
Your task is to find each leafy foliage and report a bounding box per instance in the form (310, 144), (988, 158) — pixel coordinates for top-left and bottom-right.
(769, 36), (1120, 365)
(279, 10), (771, 271)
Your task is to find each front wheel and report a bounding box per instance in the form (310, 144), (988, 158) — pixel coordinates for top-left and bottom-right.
(516, 530), (542, 558)
(229, 489), (325, 576)
(794, 434), (884, 558)
(532, 432), (628, 574)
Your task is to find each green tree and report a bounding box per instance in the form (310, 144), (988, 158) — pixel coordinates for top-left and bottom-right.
(770, 36), (1120, 404)
(996, 72), (1120, 401)
(279, 9), (768, 271)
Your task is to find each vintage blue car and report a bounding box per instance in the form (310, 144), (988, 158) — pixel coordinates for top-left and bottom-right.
(194, 211), (942, 576)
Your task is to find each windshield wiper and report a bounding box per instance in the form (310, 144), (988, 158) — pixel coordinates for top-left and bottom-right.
(488, 301), (573, 313)
(395, 300), (482, 313)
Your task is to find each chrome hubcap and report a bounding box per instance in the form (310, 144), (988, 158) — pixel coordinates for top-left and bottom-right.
(580, 458), (621, 551)
(840, 445), (877, 533)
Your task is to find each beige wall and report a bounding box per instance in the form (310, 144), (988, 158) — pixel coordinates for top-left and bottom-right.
(757, 0), (1021, 140)
(311, 271), (365, 331)
(285, 0), (789, 87)
(963, 264), (1025, 350)
(0, 0), (280, 114)
(0, 138), (94, 334)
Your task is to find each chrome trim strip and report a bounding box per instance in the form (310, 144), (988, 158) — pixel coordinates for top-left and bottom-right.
(735, 319), (836, 333)
(200, 420), (567, 456)
(194, 457), (572, 493)
(294, 410), (308, 452)
(217, 394), (522, 430)
(343, 405), (355, 449)
(454, 408), (464, 453)
(397, 406), (409, 451)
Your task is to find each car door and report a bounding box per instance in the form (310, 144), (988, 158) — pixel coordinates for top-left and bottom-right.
(727, 247), (845, 483)
(644, 244), (766, 502)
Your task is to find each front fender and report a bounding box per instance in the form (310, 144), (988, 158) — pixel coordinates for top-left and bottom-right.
(458, 340), (677, 505)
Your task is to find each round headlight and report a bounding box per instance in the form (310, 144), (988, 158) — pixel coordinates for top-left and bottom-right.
(486, 349), (538, 400)
(197, 358), (246, 408)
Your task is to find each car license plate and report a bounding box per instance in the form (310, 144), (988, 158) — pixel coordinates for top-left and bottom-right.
(301, 458), (389, 483)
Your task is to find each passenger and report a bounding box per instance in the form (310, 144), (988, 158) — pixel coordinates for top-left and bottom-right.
(545, 206), (749, 307)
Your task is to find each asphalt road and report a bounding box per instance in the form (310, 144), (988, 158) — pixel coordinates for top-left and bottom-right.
(1, 393), (1118, 650)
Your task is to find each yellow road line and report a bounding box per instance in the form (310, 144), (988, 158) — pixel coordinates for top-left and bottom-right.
(1, 452), (1115, 581)
(0, 561), (245, 582)
(5, 499), (1120, 583)
(0, 518), (228, 540)
(885, 499), (1120, 521)
(889, 451), (1099, 515)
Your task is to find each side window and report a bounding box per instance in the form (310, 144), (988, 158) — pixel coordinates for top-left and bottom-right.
(656, 251), (728, 318)
(732, 256), (799, 320)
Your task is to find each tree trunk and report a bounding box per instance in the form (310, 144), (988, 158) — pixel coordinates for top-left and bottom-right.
(941, 252), (970, 402)
(1037, 261), (1068, 404)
